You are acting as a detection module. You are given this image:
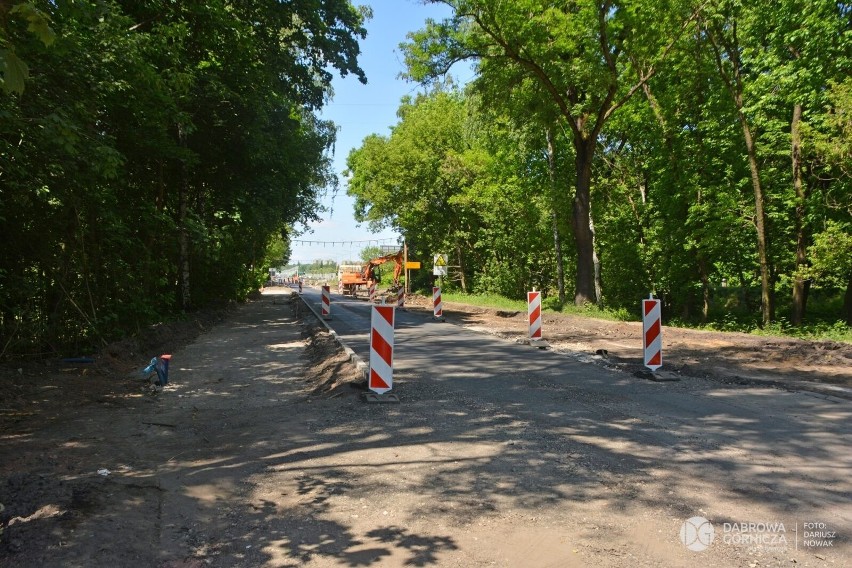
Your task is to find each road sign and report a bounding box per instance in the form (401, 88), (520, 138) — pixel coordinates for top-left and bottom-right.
(643, 295), (662, 370)
(433, 254), (448, 276)
(369, 305), (395, 395)
(406, 261), (421, 270)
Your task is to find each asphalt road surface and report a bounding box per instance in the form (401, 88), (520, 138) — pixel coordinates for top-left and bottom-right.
(299, 285), (851, 566)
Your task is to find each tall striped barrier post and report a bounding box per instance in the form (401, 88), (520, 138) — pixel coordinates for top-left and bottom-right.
(528, 291), (542, 341)
(321, 285), (331, 320)
(368, 282), (376, 303)
(397, 287), (405, 309)
(643, 294), (662, 370)
(368, 305), (395, 396)
(432, 286), (444, 321)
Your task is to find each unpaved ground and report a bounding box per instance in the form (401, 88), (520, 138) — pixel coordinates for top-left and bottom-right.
(0, 290), (849, 567)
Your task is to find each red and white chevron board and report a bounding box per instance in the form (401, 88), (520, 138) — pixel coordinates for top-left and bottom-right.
(321, 285), (331, 318)
(528, 291), (542, 340)
(369, 305), (395, 394)
(433, 286), (443, 318)
(642, 296), (662, 370)
(368, 282), (376, 302)
(397, 287), (405, 308)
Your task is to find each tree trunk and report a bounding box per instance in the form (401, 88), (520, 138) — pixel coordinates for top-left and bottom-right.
(790, 103), (810, 325)
(545, 127), (565, 304)
(177, 124), (192, 311)
(590, 212), (602, 304)
(699, 256), (710, 323)
(737, 107), (774, 325)
(708, 26), (774, 325)
(572, 135), (597, 305)
(456, 244), (467, 293)
(845, 271), (852, 327)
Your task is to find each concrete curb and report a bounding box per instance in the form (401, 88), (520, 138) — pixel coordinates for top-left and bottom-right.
(295, 290), (368, 379)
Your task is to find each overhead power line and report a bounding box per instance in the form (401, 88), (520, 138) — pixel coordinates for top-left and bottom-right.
(291, 237), (399, 247)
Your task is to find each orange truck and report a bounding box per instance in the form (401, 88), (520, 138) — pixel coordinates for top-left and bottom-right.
(338, 263), (367, 296)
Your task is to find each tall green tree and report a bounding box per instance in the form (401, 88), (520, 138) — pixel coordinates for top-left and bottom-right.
(700, 0), (850, 325)
(0, 0), (369, 355)
(402, 0), (701, 305)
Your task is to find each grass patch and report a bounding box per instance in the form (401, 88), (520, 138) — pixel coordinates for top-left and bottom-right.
(441, 291), (851, 342)
(442, 292), (527, 312)
(442, 292), (633, 322)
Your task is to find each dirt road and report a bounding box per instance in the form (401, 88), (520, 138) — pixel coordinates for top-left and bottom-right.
(1, 289), (849, 567)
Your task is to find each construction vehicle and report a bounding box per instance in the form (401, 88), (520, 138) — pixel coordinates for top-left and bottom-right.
(337, 250), (404, 297)
(338, 263), (367, 296)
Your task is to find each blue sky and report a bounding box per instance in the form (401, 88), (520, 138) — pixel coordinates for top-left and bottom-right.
(288, 0), (467, 266)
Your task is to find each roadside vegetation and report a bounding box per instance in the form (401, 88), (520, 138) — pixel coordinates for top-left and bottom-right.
(2, 1), (849, 357)
(347, 0), (851, 339)
(0, 1), (369, 357)
(441, 290), (852, 343)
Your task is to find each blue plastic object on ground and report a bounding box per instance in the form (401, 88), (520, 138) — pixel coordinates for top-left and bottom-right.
(142, 355), (171, 386)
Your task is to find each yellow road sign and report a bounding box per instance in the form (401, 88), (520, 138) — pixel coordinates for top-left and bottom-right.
(406, 261), (421, 269)
(433, 254), (448, 276)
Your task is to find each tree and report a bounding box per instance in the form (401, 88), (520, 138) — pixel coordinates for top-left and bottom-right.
(0, 0), (370, 355)
(0, 1), (55, 94)
(402, 0), (701, 305)
(803, 78), (852, 325)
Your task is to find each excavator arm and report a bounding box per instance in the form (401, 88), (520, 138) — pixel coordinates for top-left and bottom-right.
(362, 251), (404, 288)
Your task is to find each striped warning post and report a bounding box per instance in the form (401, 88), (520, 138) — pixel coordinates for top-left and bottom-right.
(321, 285), (331, 319)
(433, 286), (443, 319)
(528, 291), (542, 340)
(642, 295), (662, 370)
(397, 287), (405, 309)
(368, 282), (376, 303)
(369, 305), (395, 394)
(298, 280), (302, 294)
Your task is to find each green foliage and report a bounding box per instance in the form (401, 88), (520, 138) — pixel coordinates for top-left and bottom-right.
(0, 0), (368, 356)
(359, 246), (386, 264)
(444, 291), (633, 322)
(0, 1), (56, 94)
(442, 292), (527, 312)
(799, 222), (852, 290)
(345, 0), (852, 334)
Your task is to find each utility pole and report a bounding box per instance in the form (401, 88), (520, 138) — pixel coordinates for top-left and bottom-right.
(403, 239), (409, 294)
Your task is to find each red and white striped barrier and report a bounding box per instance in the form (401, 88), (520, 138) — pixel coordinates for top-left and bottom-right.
(368, 282), (376, 303)
(642, 295), (662, 370)
(397, 287), (405, 309)
(369, 305), (395, 394)
(528, 291), (542, 340)
(432, 286), (443, 320)
(321, 285), (331, 319)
